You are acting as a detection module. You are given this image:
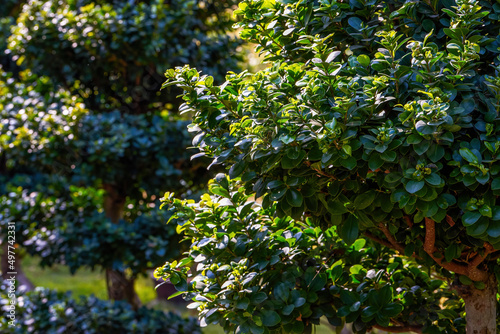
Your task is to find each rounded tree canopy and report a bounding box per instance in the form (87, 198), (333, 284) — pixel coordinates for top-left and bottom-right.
(165, 0), (500, 270)
(158, 0), (500, 333)
(7, 0), (241, 114)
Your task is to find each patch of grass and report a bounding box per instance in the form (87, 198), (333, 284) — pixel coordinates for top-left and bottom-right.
(22, 255), (156, 303)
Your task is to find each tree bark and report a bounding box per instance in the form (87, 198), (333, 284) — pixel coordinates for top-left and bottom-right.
(102, 184), (141, 309)
(105, 269), (141, 307)
(456, 274), (497, 334)
(1, 243), (34, 291)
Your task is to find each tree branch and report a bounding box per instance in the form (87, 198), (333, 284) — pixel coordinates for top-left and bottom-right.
(489, 251), (500, 262)
(423, 217), (435, 254)
(365, 218), (493, 282)
(363, 231), (396, 250)
(469, 243), (495, 268)
(378, 223), (406, 254)
(372, 324), (423, 334)
(304, 161), (339, 181)
(423, 218), (489, 281)
(445, 215), (455, 227)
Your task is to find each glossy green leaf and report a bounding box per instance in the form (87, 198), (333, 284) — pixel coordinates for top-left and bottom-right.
(286, 188), (303, 207)
(339, 215), (359, 245)
(427, 144), (445, 163)
(261, 311), (280, 327)
(425, 173), (442, 186)
(487, 220), (500, 238)
(405, 180), (424, 194)
(462, 211), (481, 226)
(459, 148), (478, 163)
(357, 54), (370, 67)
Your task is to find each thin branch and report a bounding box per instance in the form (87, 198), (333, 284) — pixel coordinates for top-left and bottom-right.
(304, 161), (339, 180)
(364, 226), (422, 259)
(445, 215), (455, 227)
(378, 223), (406, 254)
(363, 231), (396, 250)
(489, 251), (500, 262)
(371, 324), (423, 334)
(403, 215), (413, 227)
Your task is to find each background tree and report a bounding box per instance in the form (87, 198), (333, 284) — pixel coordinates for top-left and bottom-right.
(1, 0), (241, 309)
(157, 0), (500, 333)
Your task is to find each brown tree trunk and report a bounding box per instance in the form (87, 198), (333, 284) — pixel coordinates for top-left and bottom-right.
(105, 269), (140, 307)
(457, 274), (497, 334)
(102, 184), (141, 309)
(1, 243), (34, 291)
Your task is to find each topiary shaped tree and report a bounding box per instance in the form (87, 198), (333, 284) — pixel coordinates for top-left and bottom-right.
(1, 0), (241, 308)
(157, 0), (500, 332)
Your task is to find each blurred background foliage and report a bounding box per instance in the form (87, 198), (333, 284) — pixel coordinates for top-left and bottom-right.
(0, 0), (245, 332)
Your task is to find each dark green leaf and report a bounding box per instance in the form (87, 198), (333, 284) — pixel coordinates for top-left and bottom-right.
(407, 134), (422, 144)
(340, 290), (358, 305)
(445, 244), (460, 262)
(261, 311), (281, 327)
(491, 178), (500, 190)
(282, 304), (295, 315)
(270, 187), (287, 201)
(327, 199), (349, 214)
(251, 292), (268, 305)
(381, 151), (397, 162)
(382, 303), (403, 317)
(339, 215), (359, 245)
(229, 161), (246, 179)
(405, 180), (424, 194)
(294, 297), (306, 307)
(459, 275), (473, 285)
(459, 148), (478, 163)
(487, 220), (500, 238)
(462, 211), (481, 226)
(425, 173), (442, 186)
(354, 191), (376, 210)
(274, 283), (289, 302)
(378, 285), (393, 306)
(427, 145), (445, 163)
(286, 188), (303, 207)
(267, 180), (284, 189)
(414, 141), (430, 155)
(467, 219), (488, 237)
(384, 173), (402, 183)
(236, 297), (250, 309)
(348, 17), (362, 30)
(368, 154), (384, 171)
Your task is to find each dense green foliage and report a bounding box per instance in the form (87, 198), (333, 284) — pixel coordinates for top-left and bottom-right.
(158, 176), (464, 333)
(0, 173), (181, 275)
(0, 281), (201, 334)
(157, 0), (500, 332)
(0, 69), (186, 275)
(0, 0), (241, 310)
(8, 0), (240, 113)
